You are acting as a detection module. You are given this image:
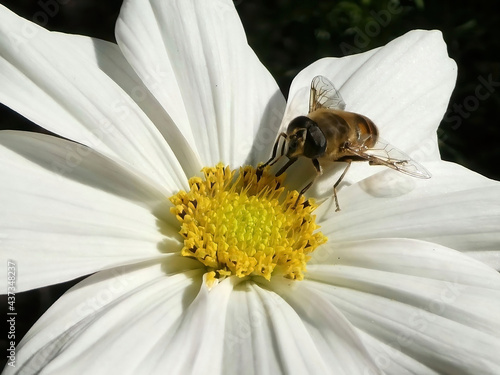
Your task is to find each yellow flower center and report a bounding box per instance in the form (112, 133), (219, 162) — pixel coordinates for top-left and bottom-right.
(169, 164), (327, 286)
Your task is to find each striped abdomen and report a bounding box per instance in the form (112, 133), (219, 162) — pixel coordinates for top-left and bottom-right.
(309, 109), (379, 157)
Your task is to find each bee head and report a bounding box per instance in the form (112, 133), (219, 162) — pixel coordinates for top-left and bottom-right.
(286, 116), (327, 159)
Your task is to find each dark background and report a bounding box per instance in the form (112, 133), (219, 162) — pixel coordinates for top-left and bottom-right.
(1, 0), (499, 368)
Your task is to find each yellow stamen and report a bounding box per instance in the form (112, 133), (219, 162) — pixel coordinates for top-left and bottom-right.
(169, 163), (327, 284)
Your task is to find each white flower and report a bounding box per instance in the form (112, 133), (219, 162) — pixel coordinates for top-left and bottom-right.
(1, 1), (500, 374)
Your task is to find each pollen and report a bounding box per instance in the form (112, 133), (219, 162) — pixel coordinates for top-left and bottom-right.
(169, 163), (327, 284)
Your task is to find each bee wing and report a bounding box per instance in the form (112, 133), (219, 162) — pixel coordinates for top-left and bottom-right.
(345, 136), (432, 179)
(309, 75), (346, 113)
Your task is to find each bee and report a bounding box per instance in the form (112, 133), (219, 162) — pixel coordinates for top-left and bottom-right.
(259, 75), (431, 211)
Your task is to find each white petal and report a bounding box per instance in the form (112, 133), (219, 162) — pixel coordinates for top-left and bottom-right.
(0, 131), (180, 292)
(225, 280), (379, 374)
(357, 330), (439, 375)
(148, 273), (234, 374)
(317, 161), (500, 268)
(6, 261), (205, 375)
(0, 5), (186, 190)
(116, 0), (286, 166)
(239, 283), (331, 374)
(223, 282), (283, 374)
(272, 280), (382, 374)
(306, 238), (500, 374)
(50, 32), (202, 178)
(465, 251), (500, 271)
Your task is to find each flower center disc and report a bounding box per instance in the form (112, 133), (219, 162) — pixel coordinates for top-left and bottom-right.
(169, 164), (327, 285)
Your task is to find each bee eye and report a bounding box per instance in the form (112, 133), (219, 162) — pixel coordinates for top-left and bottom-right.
(303, 124), (327, 158)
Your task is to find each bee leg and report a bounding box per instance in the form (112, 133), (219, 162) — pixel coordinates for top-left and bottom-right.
(259, 132), (287, 169)
(294, 159), (322, 207)
(275, 157), (297, 177)
(333, 160), (352, 212)
(270, 136), (288, 167)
